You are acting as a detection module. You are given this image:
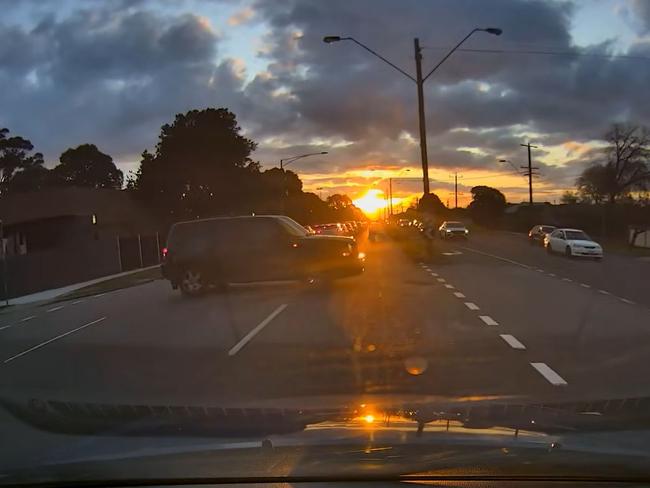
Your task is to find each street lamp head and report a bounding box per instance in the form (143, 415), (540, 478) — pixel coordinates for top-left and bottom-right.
(323, 36), (342, 43)
(320, 151), (329, 154)
(484, 27), (503, 36)
(498, 159), (508, 162)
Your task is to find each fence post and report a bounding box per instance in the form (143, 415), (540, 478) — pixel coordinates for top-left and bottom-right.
(155, 232), (161, 263)
(116, 235), (123, 272)
(137, 234), (144, 268)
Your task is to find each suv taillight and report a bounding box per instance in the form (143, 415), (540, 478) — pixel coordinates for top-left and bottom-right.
(162, 247), (168, 258)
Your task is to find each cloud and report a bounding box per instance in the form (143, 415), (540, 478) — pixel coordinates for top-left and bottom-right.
(228, 6), (255, 26)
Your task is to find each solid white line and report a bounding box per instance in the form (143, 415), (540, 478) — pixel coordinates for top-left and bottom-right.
(598, 290), (611, 295)
(530, 362), (568, 386)
(478, 315), (498, 326)
(444, 284), (455, 289)
(19, 316), (36, 322)
(620, 298), (636, 305)
(460, 247), (532, 269)
(4, 317), (107, 364)
(464, 302), (479, 311)
(500, 334), (526, 350)
(0, 325), (12, 331)
(71, 300), (85, 305)
(436, 278), (446, 283)
(228, 304), (288, 357)
(453, 292), (465, 298)
(46, 306), (65, 313)
(580, 283), (591, 289)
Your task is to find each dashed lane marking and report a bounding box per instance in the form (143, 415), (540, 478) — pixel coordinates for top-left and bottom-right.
(562, 278), (572, 282)
(453, 292), (466, 298)
(46, 306), (65, 313)
(228, 304), (288, 357)
(598, 290), (611, 295)
(500, 334), (526, 350)
(444, 284), (455, 289)
(19, 316), (36, 323)
(530, 362), (568, 386)
(0, 325), (11, 331)
(464, 302), (479, 311)
(580, 283), (591, 289)
(436, 278), (446, 283)
(479, 315), (498, 326)
(430, 272), (439, 277)
(548, 273), (556, 277)
(620, 298), (636, 305)
(72, 300), (85, 305)
(4, 317), (107, 364)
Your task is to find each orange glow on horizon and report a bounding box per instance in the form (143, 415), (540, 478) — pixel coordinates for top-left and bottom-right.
(353, 189), (388, 216)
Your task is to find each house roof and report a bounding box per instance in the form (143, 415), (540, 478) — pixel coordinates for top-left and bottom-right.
(0, 187), (157, 231)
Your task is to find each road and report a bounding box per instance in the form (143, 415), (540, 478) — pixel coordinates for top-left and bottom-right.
(2, 226), (650, 468)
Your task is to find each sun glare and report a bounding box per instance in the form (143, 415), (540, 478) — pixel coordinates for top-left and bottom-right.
(353, 189), (388, 216)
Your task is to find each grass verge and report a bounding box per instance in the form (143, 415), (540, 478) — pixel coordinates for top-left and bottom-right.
(52, 266), (162, 303)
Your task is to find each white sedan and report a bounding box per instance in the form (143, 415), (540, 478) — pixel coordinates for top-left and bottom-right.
(544, 228), (603, 259)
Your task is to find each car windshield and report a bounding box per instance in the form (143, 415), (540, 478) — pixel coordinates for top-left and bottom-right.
(564, 230), (591, 241)
(4, 0), (650, 484)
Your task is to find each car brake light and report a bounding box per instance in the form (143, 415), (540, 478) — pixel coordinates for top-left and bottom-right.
(162, 247), (168, 258)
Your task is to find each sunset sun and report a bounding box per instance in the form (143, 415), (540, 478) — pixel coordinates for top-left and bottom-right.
(353, 189), (388, 216)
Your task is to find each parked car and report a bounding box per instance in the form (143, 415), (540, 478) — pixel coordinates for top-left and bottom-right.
(439, 221), (469, 239)
(313, 223), (346, 236)
(544, 228), (603, 259)
(162, 215), (364, 296)
(528, 224), (557, 245)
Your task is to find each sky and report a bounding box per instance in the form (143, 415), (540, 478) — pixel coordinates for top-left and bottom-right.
(3, 0), (650, 208)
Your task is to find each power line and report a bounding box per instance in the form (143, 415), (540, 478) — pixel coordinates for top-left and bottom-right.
(423, 46), (650, 62)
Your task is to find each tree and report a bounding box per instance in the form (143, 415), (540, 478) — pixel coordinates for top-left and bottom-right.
(52, 144), (123, 189)
(468, 185), (506, 226)
(6, 166), (52, 193)
(577, 123), (650, 204)
(0, 128), (44, 193)
(417, 192), (446, 215)
(326, 194), (353, 211)
(130, 108), (258, 220)
(560, 190), (579, 205)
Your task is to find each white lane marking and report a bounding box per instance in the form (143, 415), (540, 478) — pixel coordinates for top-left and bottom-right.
(479, 315), (498, 326)
(562, 278), (572, 282)
(598, 290), (611, 295)
(71, 300), (85, 305)
(453, 292), (466, 298)
(228, 304), (288, 357)
(436, 278), (446, 283)
(620, 298), (636, 305)
(548, 273), (556, 277)
(530, 362), (568, 386)
(19, 316), (36, 323)
(441, 251), (462, 256)
(0, 325), (12, 331)
(580, 283), (591, 289)
(93, 293), (107, 298)
(430, 272), (439, 277)
(460, 247), (531, 270)
(46, 306), (65, 313)
(536, 269), (544, 273)
(4, 317), (107, 364)
(464, 302), (479, 311)
(500, 334), (526, 350)
(444, 284), (455, 289)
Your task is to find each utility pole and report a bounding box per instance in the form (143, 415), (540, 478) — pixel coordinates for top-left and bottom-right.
(414, 38), (430, 195)
(520, 143), (539, 205)
(389, 178), (393, 216)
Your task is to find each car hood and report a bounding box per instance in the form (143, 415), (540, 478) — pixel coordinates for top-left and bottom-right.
(567, 239), (600, 247)
(3, 394), (650, 482)
(300, 234), (354, 243)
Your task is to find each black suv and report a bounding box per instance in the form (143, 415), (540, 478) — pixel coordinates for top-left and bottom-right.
(528, 224), (557, 245)
(162, 215), (364, 296)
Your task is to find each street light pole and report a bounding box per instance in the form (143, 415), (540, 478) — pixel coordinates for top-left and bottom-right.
(279, 151), (328, 170)
(324, 28), (502, 196)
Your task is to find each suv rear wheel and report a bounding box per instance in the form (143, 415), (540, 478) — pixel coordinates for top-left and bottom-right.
(180, 268), (205, 296)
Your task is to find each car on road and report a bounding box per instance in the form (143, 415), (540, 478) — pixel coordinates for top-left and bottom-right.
(439, 221), (469, 239)
(312, 223), (347, 236)
(544, 228), (603, 259)
(528, 224), (557, 245)
(162, 215), (364, 295)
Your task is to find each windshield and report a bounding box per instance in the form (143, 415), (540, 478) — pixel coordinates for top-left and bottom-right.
(565, 230), (591, 241)
(3, 0), (650, 484)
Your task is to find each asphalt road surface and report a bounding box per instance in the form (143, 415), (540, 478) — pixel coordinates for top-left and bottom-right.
(2, 225), (650, 468)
